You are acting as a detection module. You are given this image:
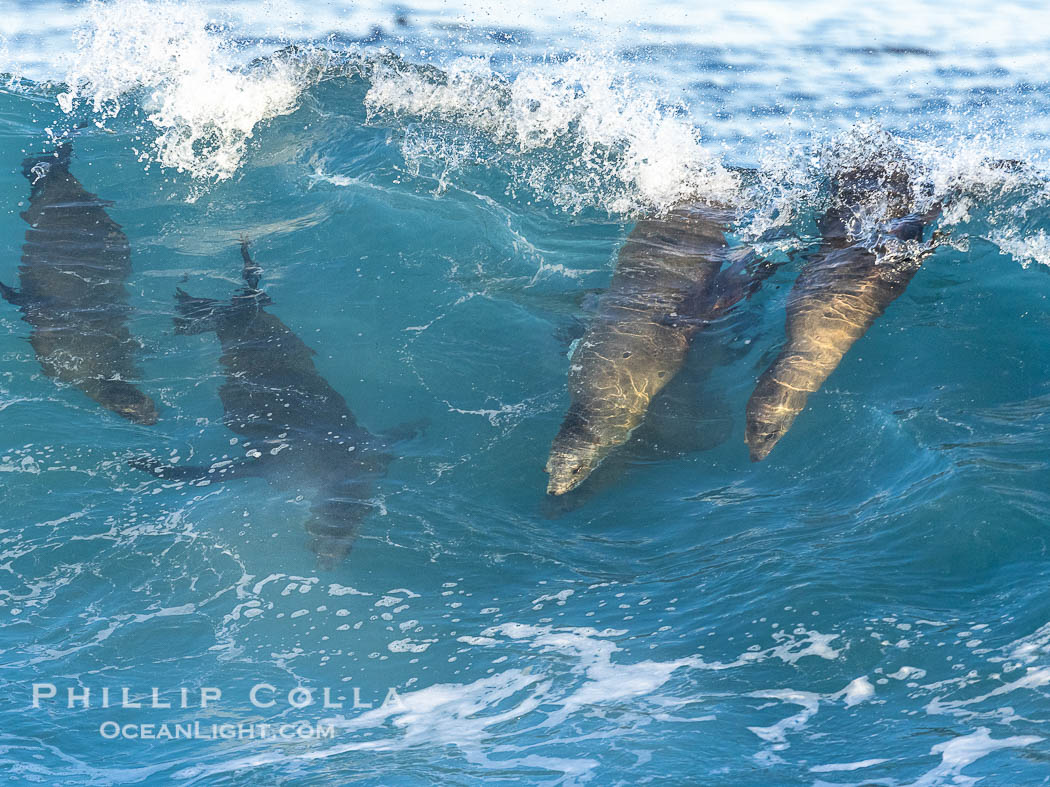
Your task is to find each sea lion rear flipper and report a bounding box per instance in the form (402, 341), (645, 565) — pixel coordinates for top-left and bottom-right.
(174, 288), (226, 335)
(0, 281), (22, 306)
(240, 237), (262, 290)
(886, 214), (926, 243)
(22, 142), (73, 185)
(305, 485), (376, 570)
(236, 238), (274, 305)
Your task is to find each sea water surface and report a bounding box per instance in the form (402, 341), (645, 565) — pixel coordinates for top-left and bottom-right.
(1, 0), (1050, 784)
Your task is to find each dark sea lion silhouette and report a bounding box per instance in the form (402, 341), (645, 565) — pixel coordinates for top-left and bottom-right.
(545, 204), (772, 495)
(135, 242), (412, 568)
(0, 142), (157, 424)
(745, 151), (938, 461)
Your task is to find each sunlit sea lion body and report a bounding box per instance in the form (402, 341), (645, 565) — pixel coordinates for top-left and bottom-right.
(546, 204), (755, 495)
(745, 158), (934, 461)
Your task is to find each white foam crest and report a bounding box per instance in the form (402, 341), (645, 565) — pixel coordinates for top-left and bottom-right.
(810, 758), (888, 773)
(715, 626), (841, 668)
(1006, 619), (1050, 665)
(924, 667), (1050, 718)
(908, 728), (1041, 787)
(743, 139), (821, 240)
(988, 228), (1050, 269)
(842, 676), (876, 707)
(171, 669), (561, 781)
(57, 0), (324, 181)
(748, 689), (821, 745)
(482, 622), (701, 728)
(742, 121), (1050, 272)
(747, 677), (875, 762)
(174, 623), (700, 782)
(365, 54), (740, 215)
(887, 666), (926, 681)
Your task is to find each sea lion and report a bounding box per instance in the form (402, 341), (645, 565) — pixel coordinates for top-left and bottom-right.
(135, 242), (410, 568)
(745, 154), (937, 461)
(545, 204), (768, 495)
(541, 323), (742, 517)
(0, 143), (157, 424)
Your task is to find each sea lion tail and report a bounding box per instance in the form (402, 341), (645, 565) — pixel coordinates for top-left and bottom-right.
(174, 288), (225, 335)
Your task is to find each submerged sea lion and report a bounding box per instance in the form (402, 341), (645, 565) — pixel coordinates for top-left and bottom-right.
(0, 143), (157, 424)
(135, 242), (409, 568)
(545, 204), (767, 495)
(542, 322), (742, 517)
(745, 156), (937, 461)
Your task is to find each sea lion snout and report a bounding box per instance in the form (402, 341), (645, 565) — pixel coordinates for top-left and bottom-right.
(312, 543), (351, 572)
(744, 409), (784, 462)
(545, 459), (586, 496)
(308, 529), (355, 571)
(746, 427), (782, 462)
(97, 380), (159, 425)
(745, 379), (797, 462)
(545, 440), (602, 495)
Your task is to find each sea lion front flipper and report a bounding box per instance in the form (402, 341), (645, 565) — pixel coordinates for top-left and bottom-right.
(174, 288), (226, 335)
(708, 248), (783, 313)
(656, 248), (780, 329)
(378, 418), (430, 445)
(129, 454), (264, 483)
(129, 456), (211, 482)
(553, 315), (587, 351)
(0, 281), (23, 306)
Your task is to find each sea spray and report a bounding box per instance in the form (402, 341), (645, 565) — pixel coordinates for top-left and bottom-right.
(364, 54), (741, 216)
(56, 0), (329, 181)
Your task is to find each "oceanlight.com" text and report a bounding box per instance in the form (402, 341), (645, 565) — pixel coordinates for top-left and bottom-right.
(99, 721), (336, 740)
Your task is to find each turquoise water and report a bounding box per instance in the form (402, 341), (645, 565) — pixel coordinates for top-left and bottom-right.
(2, 1), (1050, 784)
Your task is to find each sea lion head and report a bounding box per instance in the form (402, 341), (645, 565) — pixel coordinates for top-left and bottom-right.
(308, 532), (353, 571)
(820, 130), (914, 242)
(745, 410), (790, 462)
(305, 496), (372, 570)
(545, 405), (612, 495)
(745, 373), (803, 462)
(98, 380), (159, 425)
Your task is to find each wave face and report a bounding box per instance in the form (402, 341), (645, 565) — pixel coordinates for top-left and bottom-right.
(2, 1), (1050, 784)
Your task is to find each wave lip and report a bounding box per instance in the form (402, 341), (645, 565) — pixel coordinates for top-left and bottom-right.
(56, 0), (329, 181)
(365, 53), (742, 215)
